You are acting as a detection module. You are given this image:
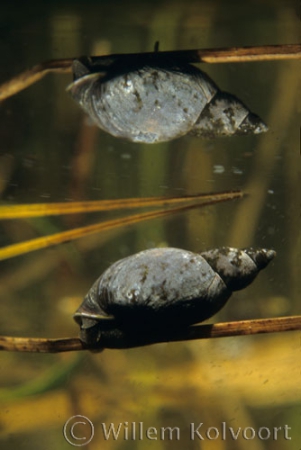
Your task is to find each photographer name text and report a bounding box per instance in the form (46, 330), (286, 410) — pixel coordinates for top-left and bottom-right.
(63, 417), (292, 446)
(100, 422), (291, 441)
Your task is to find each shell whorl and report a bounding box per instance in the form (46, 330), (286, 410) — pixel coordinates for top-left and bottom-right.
(201, 247), (276, 291)
(191, 92), (268, 138)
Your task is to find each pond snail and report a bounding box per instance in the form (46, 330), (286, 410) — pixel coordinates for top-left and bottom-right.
(74, 246), (275, 347)
(67, 53), (267, 144)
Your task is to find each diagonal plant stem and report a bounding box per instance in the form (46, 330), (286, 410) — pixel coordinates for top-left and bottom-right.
(0, 59), (72, 101)
(0, 44), (300, 101)
(0, 316), (300, 352)
(0, 191), (242, 261)
(0, 191), (241, 219)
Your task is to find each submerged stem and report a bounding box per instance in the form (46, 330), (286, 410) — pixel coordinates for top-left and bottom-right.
(0, 316), (300, 352)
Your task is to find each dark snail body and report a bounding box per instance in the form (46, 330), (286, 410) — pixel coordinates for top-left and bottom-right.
(74, 247), (275, 346)
(67, 54), (267, 143)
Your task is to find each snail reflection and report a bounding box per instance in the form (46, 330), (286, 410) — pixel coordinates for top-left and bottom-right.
(74, 246), (275, 346)
(68, 53), (268, 144)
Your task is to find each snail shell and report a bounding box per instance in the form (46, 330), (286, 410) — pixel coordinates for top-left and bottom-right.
(67, 55), (267, 143)
(74, 247), (275, 346)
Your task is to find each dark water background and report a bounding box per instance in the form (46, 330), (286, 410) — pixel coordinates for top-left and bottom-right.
(0, 0), (300, 449)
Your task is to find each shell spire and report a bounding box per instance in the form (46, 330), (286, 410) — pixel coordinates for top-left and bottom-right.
(200, 247), (276, 292)
(191, 92), (268, 138)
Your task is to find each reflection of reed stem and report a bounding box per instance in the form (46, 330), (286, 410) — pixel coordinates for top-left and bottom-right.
(0, 45), (300, 101)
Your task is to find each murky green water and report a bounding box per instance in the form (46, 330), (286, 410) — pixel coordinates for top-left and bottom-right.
(0, 1), (300, 449)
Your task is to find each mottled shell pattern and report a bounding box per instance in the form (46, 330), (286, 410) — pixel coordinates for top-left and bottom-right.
(74, 247), (275, 345)
(67, 54), (267, 143)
